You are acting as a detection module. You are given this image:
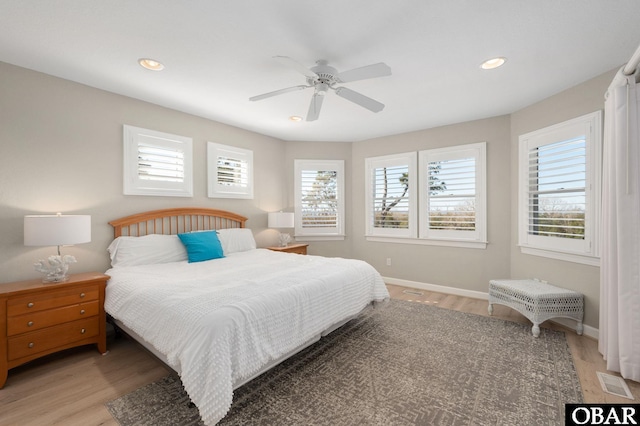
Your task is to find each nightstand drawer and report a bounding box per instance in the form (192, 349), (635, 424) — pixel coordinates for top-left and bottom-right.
(283, 245), (307, 254)
(7, 300), (99, 336)
(7, 317), (99, 361)
(266, 244), (308, 255)
(7, 286), (98, 316)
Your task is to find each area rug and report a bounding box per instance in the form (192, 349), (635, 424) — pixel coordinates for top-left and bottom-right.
(105, 299), (583, 425)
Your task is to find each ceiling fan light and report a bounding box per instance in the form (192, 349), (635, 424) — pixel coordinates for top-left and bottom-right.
(481, 57), (506, 70)
(138, 58), (165, 71)
(289, 116), (302, 122)
(316, 82), (329, 95)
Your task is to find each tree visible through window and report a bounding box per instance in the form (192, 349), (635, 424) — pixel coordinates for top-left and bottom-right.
(427, 157), (475, 231)
(294, 160), (345, 239)
(365, 152), (417, 238)
(373, 166), (409, 229)
(366, 145), (486, 247)
(301, 170), (338, 228)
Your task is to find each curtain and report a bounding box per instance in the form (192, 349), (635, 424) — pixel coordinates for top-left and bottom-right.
(599, 65), (640, 382)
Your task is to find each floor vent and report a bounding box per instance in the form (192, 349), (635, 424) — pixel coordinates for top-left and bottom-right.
(596, 372), (634, 399)
(403, 289), (424, 296)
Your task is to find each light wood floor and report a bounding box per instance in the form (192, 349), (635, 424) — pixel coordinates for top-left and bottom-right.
(1, 284), (638, 425)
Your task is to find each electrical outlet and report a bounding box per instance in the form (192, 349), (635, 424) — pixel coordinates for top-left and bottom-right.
(386, 258), (392, 266)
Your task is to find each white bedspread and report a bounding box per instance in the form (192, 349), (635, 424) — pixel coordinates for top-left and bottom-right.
(104, 249), (389, 425)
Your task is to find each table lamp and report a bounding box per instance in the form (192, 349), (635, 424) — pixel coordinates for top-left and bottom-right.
(24, 213), (91, 282)
(268, 212), (294, 247)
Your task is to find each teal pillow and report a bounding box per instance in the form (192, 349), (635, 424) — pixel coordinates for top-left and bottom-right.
(177, 231), (224, 263)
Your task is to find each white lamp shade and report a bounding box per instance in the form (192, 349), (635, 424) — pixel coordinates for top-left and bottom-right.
(24, 215), (91, 246)
(268, 212), (294, 228)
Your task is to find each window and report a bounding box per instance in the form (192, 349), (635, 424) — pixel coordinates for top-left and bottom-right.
(365, 144), (486, 248)
(294, 160), (345, 240)
(518, 111), (602, 265)
(123, 125), (193, 197)
(365, 152), (417, 238)
(207, 142), (253, 199)
(419, 142), (486, 245)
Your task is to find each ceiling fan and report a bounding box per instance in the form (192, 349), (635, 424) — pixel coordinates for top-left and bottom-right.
(249, 56), (392, 121)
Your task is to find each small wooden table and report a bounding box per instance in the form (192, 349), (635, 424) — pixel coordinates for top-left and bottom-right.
(488, 278), (584, 337)
(266, 243), (308, 255)
(0, 272), (109, 388)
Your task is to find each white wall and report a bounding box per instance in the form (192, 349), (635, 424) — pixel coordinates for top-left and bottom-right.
(509, 68), (617, 328)
(350, 115), (512, 294)
(0, 61), (287, 282)
(0, 60), (617, 329)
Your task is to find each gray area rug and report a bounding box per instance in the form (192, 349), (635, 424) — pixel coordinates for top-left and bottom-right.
(105, 299), (583, 425)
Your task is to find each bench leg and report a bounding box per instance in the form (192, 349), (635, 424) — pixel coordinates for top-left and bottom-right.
(488, 303), (493, 315)
(576, 321), (584, 336)
(532, 323), (541, 338)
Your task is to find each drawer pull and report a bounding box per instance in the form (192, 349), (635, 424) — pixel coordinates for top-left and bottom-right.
(81, 328), (86, 334)
(80, 293), (85, 298)
(28, 342), (34, 348)
(80, 309), (85, 315)
(27, 321), (34, 327)
(27, 302), (34, 308)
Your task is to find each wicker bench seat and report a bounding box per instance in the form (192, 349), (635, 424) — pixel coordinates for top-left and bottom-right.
(488, 279), (584, 337)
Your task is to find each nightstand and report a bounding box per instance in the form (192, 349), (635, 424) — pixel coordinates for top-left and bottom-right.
(0, 272), (109, 388)
(267, 243), (309, 255)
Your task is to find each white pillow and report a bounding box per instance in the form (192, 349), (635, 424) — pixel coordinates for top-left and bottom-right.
(107, 234), (188, 267)
(216, 228), (256, 254)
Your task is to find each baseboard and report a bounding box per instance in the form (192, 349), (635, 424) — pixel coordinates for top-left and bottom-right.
(382, 276), (599, 340)
(383, 276), (490, 301)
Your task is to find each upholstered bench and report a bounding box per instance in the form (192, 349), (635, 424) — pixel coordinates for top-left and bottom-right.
(488, 279), (584, 337)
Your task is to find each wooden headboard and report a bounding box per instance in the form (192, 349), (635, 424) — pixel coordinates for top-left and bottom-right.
(109, 207), (248, 238)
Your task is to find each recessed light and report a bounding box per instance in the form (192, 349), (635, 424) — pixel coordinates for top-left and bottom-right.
(480, 57), (506, 70)
(138, 58), (165, 71)
(289, 116), (303, 122)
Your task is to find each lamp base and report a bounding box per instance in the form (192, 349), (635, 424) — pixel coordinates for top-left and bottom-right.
(278, 232), (291, 247)
(42, 273), (70, 283)
(33, 255), (75, 283)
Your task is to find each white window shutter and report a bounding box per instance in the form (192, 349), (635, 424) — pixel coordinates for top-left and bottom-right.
(208, 142), (254, 199)
(294, 160), (345, 239)
(123, 125), (193, 197)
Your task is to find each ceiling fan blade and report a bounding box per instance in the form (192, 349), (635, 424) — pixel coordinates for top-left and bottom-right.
(249, 85), (310, 101)
(334, 87), (385, 113)
(273, 56), (318, 79)
(306, 92), (325, 121)
(337, 62), (391, 83)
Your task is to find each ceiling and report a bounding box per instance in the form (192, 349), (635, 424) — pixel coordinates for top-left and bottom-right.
(2, 1), (640, 142)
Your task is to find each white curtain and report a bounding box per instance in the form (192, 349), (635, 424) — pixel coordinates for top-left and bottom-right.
(599, 63), (640, 382)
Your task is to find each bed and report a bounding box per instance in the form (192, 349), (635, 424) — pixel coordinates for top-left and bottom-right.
(104, 208), (389, 425)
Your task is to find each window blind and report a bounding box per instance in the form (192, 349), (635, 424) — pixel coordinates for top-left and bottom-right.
(137, 143), (185, 182)
(300, 170), (338, 228)
(527, 137), (586, 240)
(427, 157), (476, 231)
(217, 156), (248, 188)
(372, 165), (410, 229)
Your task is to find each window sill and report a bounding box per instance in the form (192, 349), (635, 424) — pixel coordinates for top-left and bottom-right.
(366, 236), (487, 249)
(519, 246), (600, 267)
(294, 235), (345, 242)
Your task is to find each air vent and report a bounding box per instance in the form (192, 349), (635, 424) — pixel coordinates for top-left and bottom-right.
(596, 372), (634, 399)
